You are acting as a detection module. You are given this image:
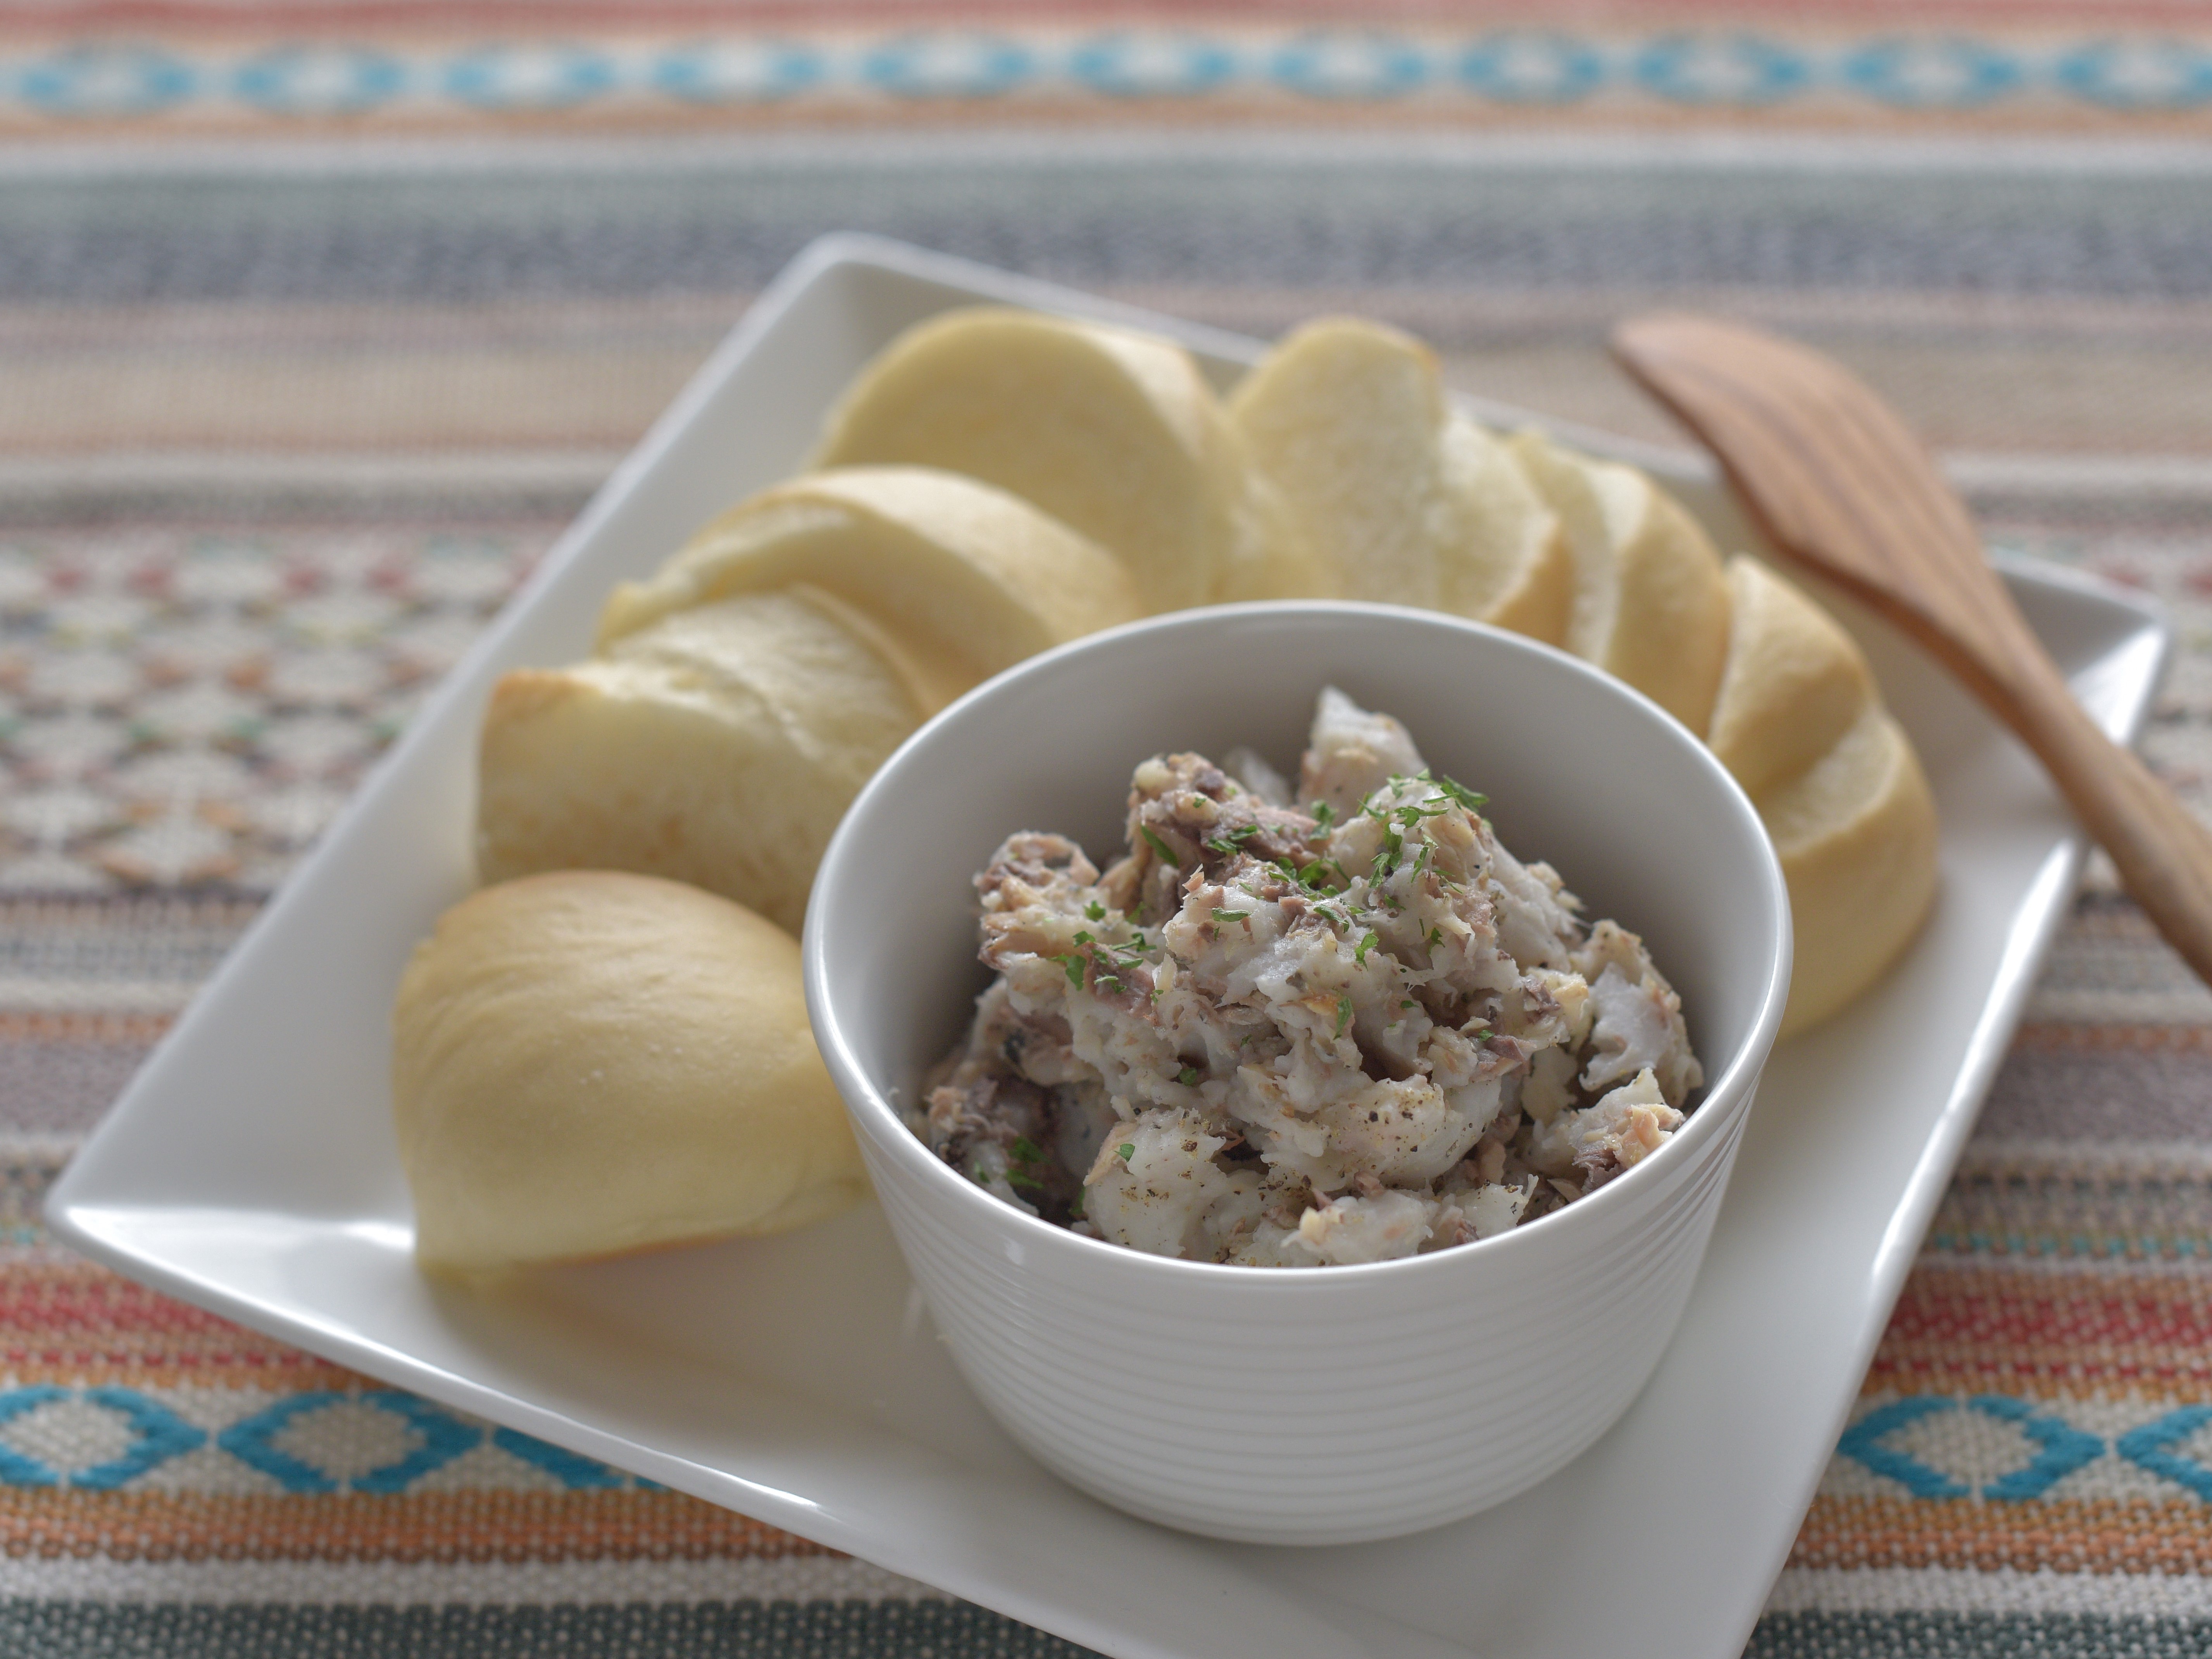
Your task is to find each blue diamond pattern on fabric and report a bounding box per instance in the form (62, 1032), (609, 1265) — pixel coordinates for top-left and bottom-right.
(69, 1388), (207, 1491)
(0, 1387), (69, 1487)
(1838, 1397), (1970, 1497)
(1968, 1394), (2104, 1500)
(217, 1392), (346, 1492)
(350, 1394), (484, 1493)
(0, 1387), (207, 1489)
(2117, 1405), (2212, 1500)
(1843, 1395), (2109, 1502)
(218, 1391), (483, 1493)
(491, 1427), (626, 1491)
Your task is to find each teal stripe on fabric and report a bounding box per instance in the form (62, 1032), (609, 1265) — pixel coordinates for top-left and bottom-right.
(0, 1600), (1107, 1659)
(5, 34), (2210, 122)
(1746, 1611), (2212, 1658)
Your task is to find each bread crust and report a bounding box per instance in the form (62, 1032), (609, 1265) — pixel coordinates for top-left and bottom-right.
(392, 869), (866, 1272)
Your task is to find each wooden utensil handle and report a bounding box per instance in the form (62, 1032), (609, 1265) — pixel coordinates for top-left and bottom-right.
(2007, 662), (2212, 986)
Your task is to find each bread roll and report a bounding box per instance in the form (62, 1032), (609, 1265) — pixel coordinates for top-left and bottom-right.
(392, 870), (866, 1272)
(813, 306), (1324, 608)
(477, 588), (920, 936)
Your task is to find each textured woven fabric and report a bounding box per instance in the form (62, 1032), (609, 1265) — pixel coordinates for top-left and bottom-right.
(4, 6), (2212, 1657)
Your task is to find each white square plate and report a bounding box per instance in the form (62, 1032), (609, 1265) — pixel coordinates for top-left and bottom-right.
(48, 236), (2170, 1659)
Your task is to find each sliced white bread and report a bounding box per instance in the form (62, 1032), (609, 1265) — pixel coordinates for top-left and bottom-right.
(598, 466), (1142, 717)
(476, 588), (921, 936)
(812, 306), (1324, 609)
(1510, 429), (1733, 733)
(1755, 702), (1941, 1035)
(1228, 317), (1572, 640)
(1437, 415), (1576, 643)
(1707, 555), (1878, 798)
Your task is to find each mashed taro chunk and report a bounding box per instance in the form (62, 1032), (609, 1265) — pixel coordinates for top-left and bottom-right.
(913, 688), (1702, 1267)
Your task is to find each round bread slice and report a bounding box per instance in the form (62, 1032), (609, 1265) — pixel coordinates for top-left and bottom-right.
(1510, 429), (1733, 732)
(812, 306), (1324, 609)
(596, 466), (1142, 717)
(1707, 556), (1878, 798)
(476, 588), (920, 935)
(392, 870), (867, 1273)
(1228, 316), (1453, 607)
(1227, 317), (1571, 640)
(1758, 704), (1941, 1035)
(1437, 415), (1574, 644)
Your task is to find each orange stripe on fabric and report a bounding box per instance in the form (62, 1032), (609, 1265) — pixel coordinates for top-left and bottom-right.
(0, 1489), (829, 1564)
(0, 1010), (175, 1046)
(1791, 1494), (2212, 1576)
(2011, 1024), (2212, 1055)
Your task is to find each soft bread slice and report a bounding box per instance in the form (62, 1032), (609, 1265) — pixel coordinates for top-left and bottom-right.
(393, 870), (866, 1273)
(812, 306), (1324, 609)
(1227, 317), (1572, 641)
(1510, 430), (1733, 731)
(1228, 317), (1452, 606)
(476, 588), (920, 936)
(1759, 704), (1941, 1035)
(1438, 415), (1575, 644)
(1707, 556), (1878, 798)
(598, 466), (1142, 716)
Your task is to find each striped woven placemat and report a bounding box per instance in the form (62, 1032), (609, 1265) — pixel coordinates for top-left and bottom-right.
(4, 8), (2211, 1657)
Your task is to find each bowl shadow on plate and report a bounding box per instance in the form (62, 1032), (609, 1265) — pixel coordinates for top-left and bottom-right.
(419, 1211), (1470, 1659)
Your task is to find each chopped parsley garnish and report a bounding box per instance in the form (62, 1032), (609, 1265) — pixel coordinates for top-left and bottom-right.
(1400, 998), (1417, 1009)
(1116, 1143), (1136, 1163)
(1007, 1169), (1045, 1192)
(1178, 1066), (1201, 1086)
(1058, 952), (1085, 987)
(1097, 973), (1123, 993)
(1084, 900), (1106, 921)
(1072, 930), (1093, 945)
(1202, 823), (1262, 856)
(1212, 907), (1250, 924)
(1140, 825), (1178, 864)
(1335, 994), (1354, 1036)
(1009, 1136), (1043, 1165)
(1371, 827), (1403, 881)
(1353, 930), (1379, 966)
(1311, 801), (1336, 828)
(1426, 924), (1443, 949)
(1423, 770), (1489, 812)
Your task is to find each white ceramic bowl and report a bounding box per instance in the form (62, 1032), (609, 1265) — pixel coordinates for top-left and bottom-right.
(804, 602), (1790, 1546)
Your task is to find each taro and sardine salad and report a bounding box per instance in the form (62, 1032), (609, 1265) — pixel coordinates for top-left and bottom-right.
(914, 689), (1702, 1267)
